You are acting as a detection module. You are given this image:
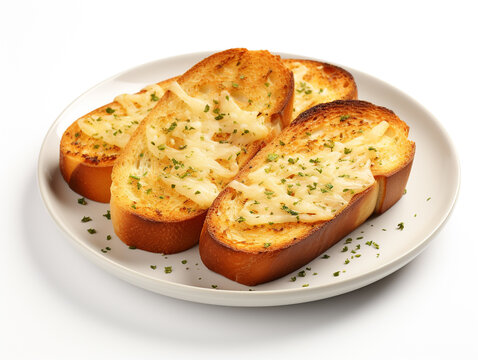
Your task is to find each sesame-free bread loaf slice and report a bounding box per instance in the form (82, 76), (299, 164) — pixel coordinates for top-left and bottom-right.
(283, 59), (357, 119)
(110, 48), (294, 254)
(60, 77), (177, 202)
(200, 100), (415, 285)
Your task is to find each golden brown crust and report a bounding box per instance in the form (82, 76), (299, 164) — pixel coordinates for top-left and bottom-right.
(200, 183), (379, 285)
(111, 49), (294, 253)
(110, 198), (207, 254)
(200, 100), (415, 285)
(59, 77), (177, 203)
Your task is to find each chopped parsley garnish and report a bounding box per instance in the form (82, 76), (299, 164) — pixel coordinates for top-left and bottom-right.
(232, 82), (239, 88)
(279, 140), (285, 146)
(128, 246), (136, 249)
(204, 104), (210, 112)
(106, 107), (115, 114)
(181, 260), (187, 264)
(427, 197), (431, 201)
(236, 216), (246, 223)
(396, 222), (404, 231)
(267, 153), (279, 162)
(298, 270), (306, 277)
(302, 284), (309, 287)
(344, 148), (352, 154)
(211, 285), (218, 289)
(150, 265), (157, 270)
(150, 92), (159, 101)
(341, 246), (348, 252)
(81, 216), (92, 223)
(263, 243), (271, 248)
(87, 228), (96, 234)
(290, 276), (297, 282)
(106, 235), (112, 240)
(166, 121), (177, 132)
(164, 266), (172, 274)
(195, 191), (201, 195)
(368, 146), (377, 151)
(281, 204), (298, 216)
(321, 254), (330, 259)
(320, 183), (334, 193)
(77, 197), (87, 205)
(333, 271), (340, 277)
(340, 115), (350, 122)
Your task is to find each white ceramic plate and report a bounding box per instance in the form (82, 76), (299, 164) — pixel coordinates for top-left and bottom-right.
(38, 51), (460, 306)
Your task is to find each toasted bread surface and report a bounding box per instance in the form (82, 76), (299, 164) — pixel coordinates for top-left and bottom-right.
(110, 49), (294, 253)
(59, 77), (177, 202)
(283, 59), (357, 119)
(200, 100), (415, 285)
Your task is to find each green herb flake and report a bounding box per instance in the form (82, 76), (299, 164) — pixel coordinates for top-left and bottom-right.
(77, 197), (87, 205)
(150, 92), (159, 101)
(397, 222), (404, 231)
(263, 242), (271, 249)
(102, 210), (111, 220)
(236, 216), (246, 223)
(321, 254), (330, 259)
(181, 260), (187, 264)
(81, 216), (92, 223)
(267, 153), (279, 162)
(427, 197), (431, 201)
(106, 235), (112, 240)
(150, 265), (157, 270)
(128, 246), (136, 250)
(302, 284), (309, 288)
(290, 276), (297, 282)
(106, 107), (115, 114)
(87, 228), (96, 234)
(341, 246), (348, 252)
(333, 271), (340, 277)
(211, 284), (218, 289)
(298, 270), (306, 277)
(164, 266), (172, 274)
(344, 148), (352, 154)
(340, 115), (350, 122)
(204, 104), (210, 112)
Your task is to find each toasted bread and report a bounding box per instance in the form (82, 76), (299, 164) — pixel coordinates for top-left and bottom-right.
(283, 59), (357, 119)
(59, 57), (356, 203)
(110, 48), (294, 254)
(200, 100), (415, 285)
(59, 77), (177, 203)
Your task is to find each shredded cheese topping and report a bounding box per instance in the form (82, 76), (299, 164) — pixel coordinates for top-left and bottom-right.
(291, 63), (328, 118)
(78, 84), (166, 148)
(229, 121), (390, 225)
(145, 81), (270, 208)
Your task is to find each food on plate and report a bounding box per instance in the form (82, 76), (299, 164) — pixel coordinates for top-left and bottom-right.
(199, 100), (415, 285)
(59, 54), (358, 204)
(60, 77), (177, 202)
(110, 48), (294, 254)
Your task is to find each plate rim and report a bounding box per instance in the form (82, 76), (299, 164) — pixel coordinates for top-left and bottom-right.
(37, 50), (461, 306)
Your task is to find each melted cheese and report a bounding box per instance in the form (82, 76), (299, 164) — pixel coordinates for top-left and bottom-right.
(229, 121), (390, 225)
(146, 81), (270, 208)
(78, 84), (166, 148)
(291, 63), (329, 118)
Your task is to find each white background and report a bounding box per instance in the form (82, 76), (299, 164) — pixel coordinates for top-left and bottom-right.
(1, 0), (476, 359)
